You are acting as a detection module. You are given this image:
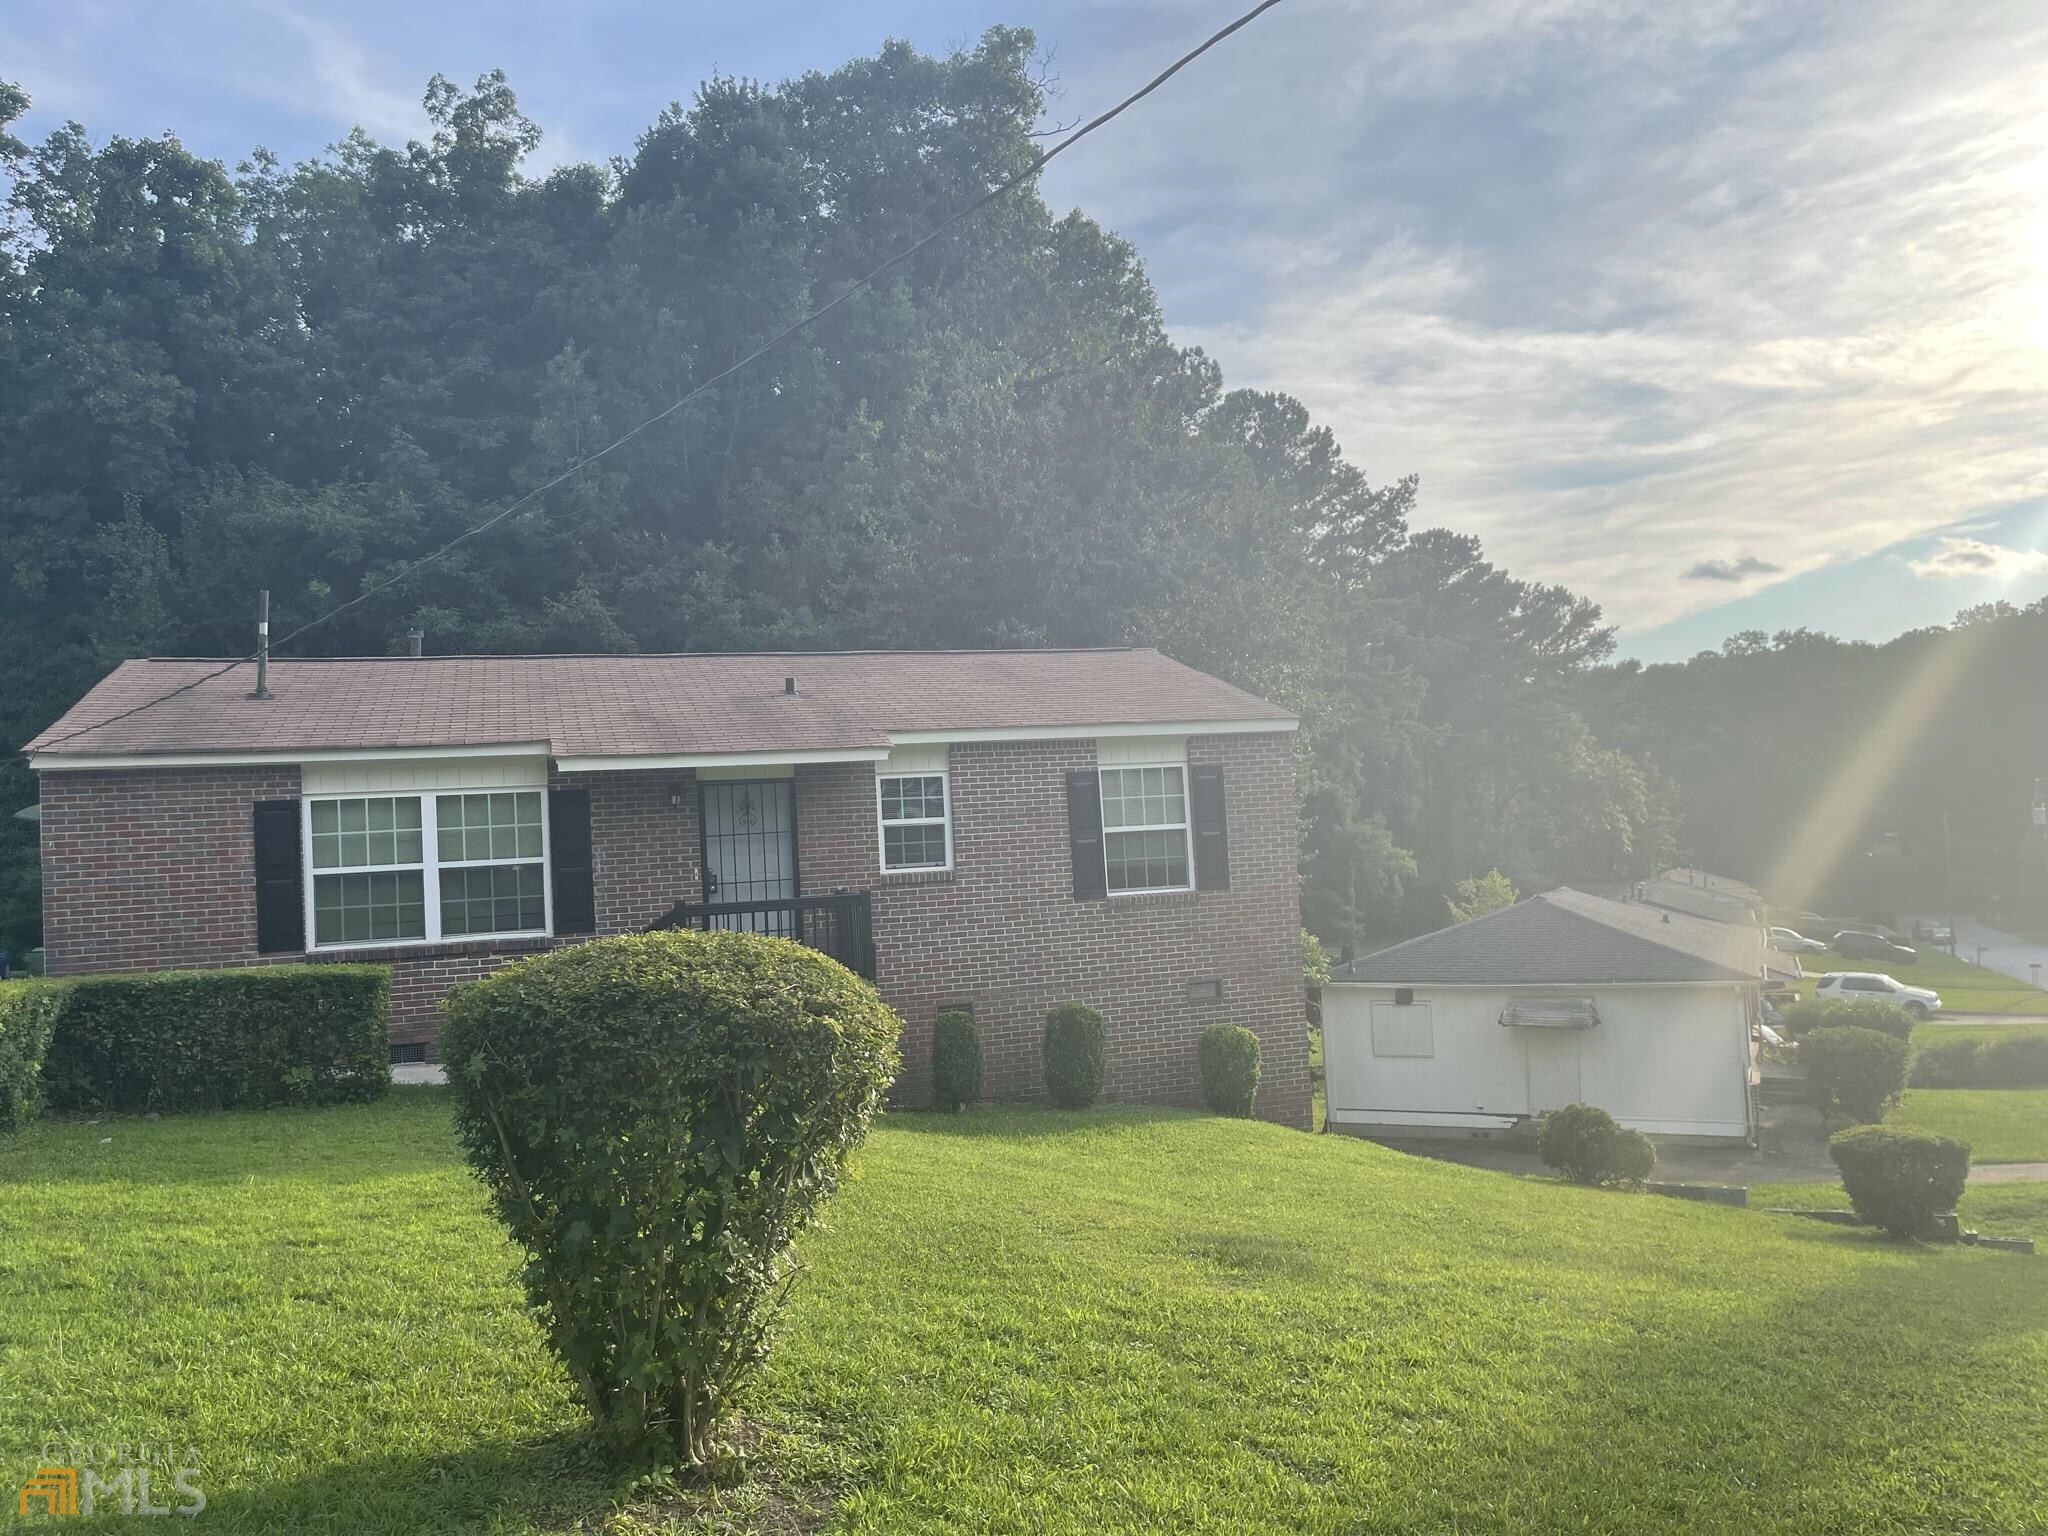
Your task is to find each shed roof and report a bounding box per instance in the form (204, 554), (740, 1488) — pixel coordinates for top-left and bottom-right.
(1329, 887), (1773, 987)
(26, 648), (1294, 764)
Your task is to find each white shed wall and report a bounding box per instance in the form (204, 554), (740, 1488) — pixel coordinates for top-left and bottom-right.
(1323, 982), (1753, 1140)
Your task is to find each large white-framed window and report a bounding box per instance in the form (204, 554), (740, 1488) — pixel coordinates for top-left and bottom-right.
(877, 770), (951, 872)
(304, 788), (551, 949)
(1099, 762), (1193, 894)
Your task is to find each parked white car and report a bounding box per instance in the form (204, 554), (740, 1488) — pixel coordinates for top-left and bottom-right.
(1768, 926), (1829, 954)
(1813, 971), (1942, 1019)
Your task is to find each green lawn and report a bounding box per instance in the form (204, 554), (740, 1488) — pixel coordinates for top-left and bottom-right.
(3, 1094), (2045, 1534)
(1889, 1089), (2048, 1163)
(1752, 1180), (2048, 1242)
(1797, 948), (2048, 1015)
(1911, 1020), (2048, 1049)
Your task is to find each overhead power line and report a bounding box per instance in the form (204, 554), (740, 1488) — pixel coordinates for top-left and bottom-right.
(33, 0), (1292, 753)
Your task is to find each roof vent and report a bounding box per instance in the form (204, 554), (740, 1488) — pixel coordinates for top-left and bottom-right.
(784, 676), (796, 696)
(1661, 911), (1671, 923)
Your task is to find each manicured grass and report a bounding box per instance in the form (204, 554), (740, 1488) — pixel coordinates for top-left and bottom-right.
(1890, 1089), (2048, 1163)
(1753, 1180), (2048, 1242)
(1796, 949), (2048, 1015)
(3, 1094), (2046, 1533)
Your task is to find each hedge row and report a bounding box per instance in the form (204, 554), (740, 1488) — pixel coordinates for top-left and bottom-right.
(38, 966), (391, 1115)
(0, 982), (65, 1132)
(1910, 1032), (2048, 1089)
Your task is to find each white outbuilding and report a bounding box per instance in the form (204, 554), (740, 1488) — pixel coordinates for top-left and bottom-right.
(1322, 888), (1790, 1144)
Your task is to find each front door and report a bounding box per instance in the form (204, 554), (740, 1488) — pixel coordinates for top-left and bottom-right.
(1524, 1030), (1584, 1112)
(700, 779), (797, 934)
(704, 774), (798, 933)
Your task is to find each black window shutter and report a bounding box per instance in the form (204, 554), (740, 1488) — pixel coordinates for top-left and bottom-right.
(550, 787), (596, 935)
(1066, 769), (1107, 900)
(1191, 765), (1230, 891)
(253, 799), (304, 953)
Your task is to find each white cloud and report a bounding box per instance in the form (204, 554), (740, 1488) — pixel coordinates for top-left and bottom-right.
(1046, 0), (2048, 633)
(1908, 536), (2048, 580)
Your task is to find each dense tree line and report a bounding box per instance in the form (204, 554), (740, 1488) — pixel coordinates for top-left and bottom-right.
(1581, 604), (2048, 926)
(0, 33), (1681, 957)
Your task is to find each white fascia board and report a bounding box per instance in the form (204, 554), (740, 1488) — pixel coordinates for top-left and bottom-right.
(29, 741), (553, 773)
(885, 717), (1298, 746)
(553, 746), (888, 773)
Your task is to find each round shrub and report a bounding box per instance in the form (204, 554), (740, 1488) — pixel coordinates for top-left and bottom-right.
(1981, 1032), (2048, 1087)
(1781, 997), (1914, 1040)
(440, 930), (900, 1469)
(1909, 1037), (1983, 1089)
(1043, 1002), (1106, 1109)
(930, 1007), (982, 1112)
(1197, 1024), (1261, 1117)
(1802, 1025), (1910, 1123)
(1829, 1124), (1970, 1238)
(1537, 1102), (1657, 1186)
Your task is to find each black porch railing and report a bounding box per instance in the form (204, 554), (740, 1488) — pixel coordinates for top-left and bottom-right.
(643, 890), (876, 980)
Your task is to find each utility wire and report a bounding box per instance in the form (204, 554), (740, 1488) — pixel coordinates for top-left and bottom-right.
(34, 0), (1292, 753)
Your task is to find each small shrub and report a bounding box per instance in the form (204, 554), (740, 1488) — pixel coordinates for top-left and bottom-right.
(931, 1007), (982, 1112)
(1980, 1032), (2048, 1087)
(1537, 1103), (1657, 1186)
(1829, 1124), (1971, 1238)
(1780, 998), (1914, 1040)
(1197, 1024), (1261, 1117)
(1802, 1026), (1910, 1123)
(441, 930), (900, 1468)
(1909, 1037), (1983, 1088)
(0, 981), (65, 1132)
(1043, 1002), (1106, 1109)
(39, 965), (389, 1114)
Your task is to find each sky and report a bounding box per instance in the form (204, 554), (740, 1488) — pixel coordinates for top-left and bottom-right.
(6, 0), (2047, 660)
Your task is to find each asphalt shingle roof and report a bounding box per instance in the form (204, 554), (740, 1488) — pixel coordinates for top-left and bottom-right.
(26, 649), (1294, 761)
(1328, 887), (1770, 986)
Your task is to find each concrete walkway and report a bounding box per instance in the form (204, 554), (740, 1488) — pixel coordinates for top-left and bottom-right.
(1966, 1162), (2048, 1184)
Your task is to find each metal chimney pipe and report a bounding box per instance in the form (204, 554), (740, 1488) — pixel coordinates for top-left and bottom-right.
(784, 676), (796, 696)
(407, 628), (424, 658)
(250, 590), (273, 699)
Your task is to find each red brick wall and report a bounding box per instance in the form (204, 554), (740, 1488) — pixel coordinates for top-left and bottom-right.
(796, 734), (1310, 1129)
(37, 740), (1310, 1128)
(40, 766), (302, 975)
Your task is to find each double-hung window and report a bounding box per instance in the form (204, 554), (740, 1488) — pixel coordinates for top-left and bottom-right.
(878, 772), (951, 871)
(307, 790), (548, 948)
(1099, 764), (1192, 893)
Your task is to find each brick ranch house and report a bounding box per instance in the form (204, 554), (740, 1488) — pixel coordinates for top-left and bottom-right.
(26, 649), (1310, 1127)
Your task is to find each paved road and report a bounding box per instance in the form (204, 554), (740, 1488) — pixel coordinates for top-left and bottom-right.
(1925, 916), (2048, 987)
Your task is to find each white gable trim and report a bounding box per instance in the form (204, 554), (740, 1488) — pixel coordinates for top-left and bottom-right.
(884, 717), (1295, 747)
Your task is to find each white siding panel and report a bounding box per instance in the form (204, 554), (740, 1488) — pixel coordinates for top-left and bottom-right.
(302, 755), (546, 795)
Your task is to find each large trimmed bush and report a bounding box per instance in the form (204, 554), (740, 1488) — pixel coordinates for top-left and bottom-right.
(1909, 1032), (2048, 1089)
(1043, 1002), (1106, 1109)
(1537, 1103), (1656, 1186)
(39, 966), (389, 1114)
(931, 1007), (982, 1112)
(1829, 1124), (1971, 1238)
(440, 929), (900, 1468)
(1909, 1038), (1983, 1088)
(1197, 1024), (1261, 1117)
(1781, 997), (1914, 1040)
(0, 981), (64, 1132)
(1802, 1025), (1909, 1123)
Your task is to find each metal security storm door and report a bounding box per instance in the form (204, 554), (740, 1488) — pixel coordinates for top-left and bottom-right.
(699, 779), (797, 935)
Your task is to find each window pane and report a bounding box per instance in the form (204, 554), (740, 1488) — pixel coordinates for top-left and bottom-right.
(438, 792), (543, 865)
(441, 862), (546, 936)
(312, 797), (423, 869)
(312, 870), (425, 945)
(883, 823), (947, 870)
(1105, 828), (1190, 893)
